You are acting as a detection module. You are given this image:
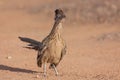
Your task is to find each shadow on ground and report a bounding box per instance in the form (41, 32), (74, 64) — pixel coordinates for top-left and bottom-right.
(0, 64), (38, 74)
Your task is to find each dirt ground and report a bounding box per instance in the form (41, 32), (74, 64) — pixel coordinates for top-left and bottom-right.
(0, 0), (120, 80)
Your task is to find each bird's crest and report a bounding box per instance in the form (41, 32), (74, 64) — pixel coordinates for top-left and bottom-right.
(54, 9), (66, 21)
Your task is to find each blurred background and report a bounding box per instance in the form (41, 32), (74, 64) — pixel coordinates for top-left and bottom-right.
(0, 0), (120, 25)
(0, 0), (120, 80)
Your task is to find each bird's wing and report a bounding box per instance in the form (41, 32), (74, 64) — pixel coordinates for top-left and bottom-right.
(18, 36), (42, 50)
(37, 45), (47, 67)
(60, 45), (67, 61)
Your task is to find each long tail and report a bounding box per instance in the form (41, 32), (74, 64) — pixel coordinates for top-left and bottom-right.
(18, 36), (42, 50)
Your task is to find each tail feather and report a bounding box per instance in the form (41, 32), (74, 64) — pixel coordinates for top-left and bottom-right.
(18, 36), (42, 50)
(18, 36), (40, 45)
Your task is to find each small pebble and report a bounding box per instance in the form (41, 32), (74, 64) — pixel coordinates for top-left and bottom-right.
(36, 75), (40, 78)
(7, 56), (12, 59)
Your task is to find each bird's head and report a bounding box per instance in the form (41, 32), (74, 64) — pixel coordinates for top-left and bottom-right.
(54, 9), (66, 22)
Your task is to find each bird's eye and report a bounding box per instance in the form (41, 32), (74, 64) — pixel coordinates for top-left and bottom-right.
(57, 14), (62, 18)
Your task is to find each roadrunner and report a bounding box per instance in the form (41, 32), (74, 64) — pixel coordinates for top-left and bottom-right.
(19, 9), (66, 76)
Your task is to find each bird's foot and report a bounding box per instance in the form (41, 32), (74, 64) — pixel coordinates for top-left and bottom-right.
(43, 73), (47, 77)
(55, 73), (59, 76)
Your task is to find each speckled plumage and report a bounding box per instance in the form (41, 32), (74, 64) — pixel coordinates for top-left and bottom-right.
(19, 9), (66, 76)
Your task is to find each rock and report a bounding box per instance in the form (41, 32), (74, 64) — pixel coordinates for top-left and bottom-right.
(7, 56), (12, 59)
(36, 75), (40, 78)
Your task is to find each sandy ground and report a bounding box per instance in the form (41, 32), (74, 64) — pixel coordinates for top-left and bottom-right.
(0, 0), (120, 80)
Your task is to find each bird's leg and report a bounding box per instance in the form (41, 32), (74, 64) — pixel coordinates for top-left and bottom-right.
(52, 64), (59, 76)
(43, 63), (47, 77)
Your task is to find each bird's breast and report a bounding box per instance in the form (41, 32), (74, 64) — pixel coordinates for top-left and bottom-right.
(47, 39), (64, 60)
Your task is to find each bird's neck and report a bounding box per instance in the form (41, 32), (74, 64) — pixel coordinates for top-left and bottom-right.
(49, 21), (63, 38)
